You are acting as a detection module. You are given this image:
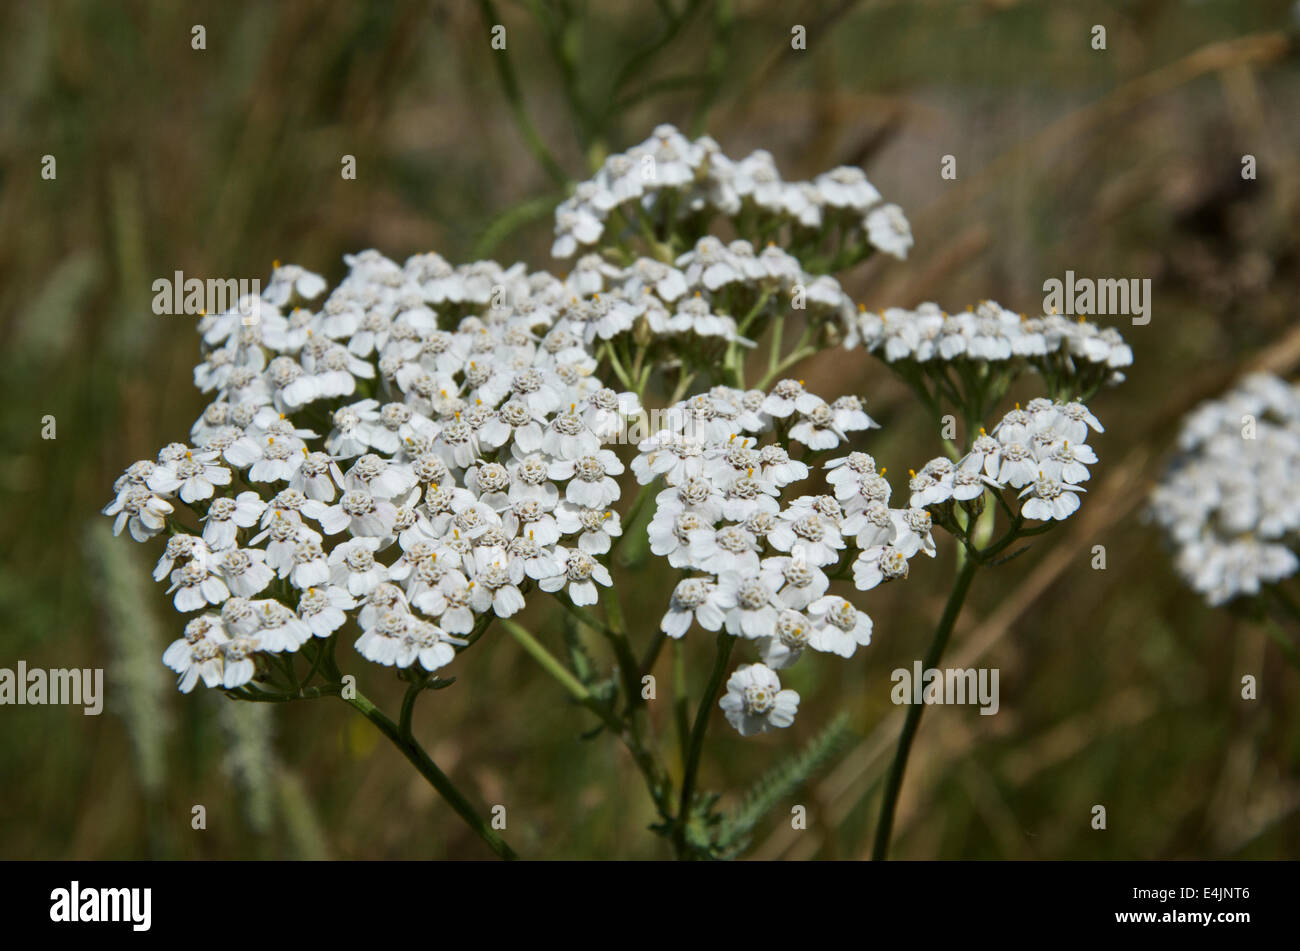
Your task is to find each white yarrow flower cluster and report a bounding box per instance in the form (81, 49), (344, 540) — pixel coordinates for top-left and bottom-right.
(554, 123), (911, 263)
(544, 239), (860, 356)
(634, 380), (934, 735)
(107, 251), (651, 693)
(848, 299), (1132, 391)
(103, 120), (1156, 866)
(944, 398), (1102, 523)
(107, 122), (1124, 770)
(1150, 373), (1300, 606)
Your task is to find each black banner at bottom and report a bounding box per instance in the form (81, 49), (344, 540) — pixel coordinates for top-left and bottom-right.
(8, 859), (1283, 938)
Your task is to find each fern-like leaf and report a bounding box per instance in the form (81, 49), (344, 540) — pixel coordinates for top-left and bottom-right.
(715, 712), (855, 856)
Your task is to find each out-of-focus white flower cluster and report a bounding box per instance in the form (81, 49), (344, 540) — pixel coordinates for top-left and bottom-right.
(554, 123), (913, 263)
(1150, 373), (1300, 606)
(106, 252), (664, 693)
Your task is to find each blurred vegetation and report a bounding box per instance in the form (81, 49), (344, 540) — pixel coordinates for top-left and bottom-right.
(1, 0), (1298, 859)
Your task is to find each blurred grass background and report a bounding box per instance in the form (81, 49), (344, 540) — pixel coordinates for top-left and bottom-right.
(1, 0), (1298, 860)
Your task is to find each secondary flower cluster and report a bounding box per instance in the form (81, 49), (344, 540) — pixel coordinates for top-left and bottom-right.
(906, 397), (1103, 527)
(553, 123), (913, 263)
(1149, 373), (1300, 606)
(552, 237), (859, 368)
(631, 379), (945, 735)
(849, 300), (1132, 403)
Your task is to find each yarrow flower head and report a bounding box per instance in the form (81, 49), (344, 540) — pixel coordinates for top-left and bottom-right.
(633, 377), (945, 733)
(1150, 373), (1300, 606)
(554, 124), (911, 267)
(848, 299), (1131, 412)
(103, 121), (1132, 863)
(106, 248), (652, 693)
(719, 663), (799, 736)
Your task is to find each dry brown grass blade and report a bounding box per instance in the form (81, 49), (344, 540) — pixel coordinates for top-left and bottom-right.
(719, 0), (868, 129)
(918, 32), (1293, 229)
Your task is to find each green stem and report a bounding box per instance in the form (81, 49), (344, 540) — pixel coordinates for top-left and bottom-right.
(606, 0), (705, 109)
(872, 556), (979, 860)
(473, 191), (566, 258)
(674, 631), (736, 857)
(754, 319), (819, 390)
(980, 520), (1052, 563)
(525, 0), (595, 151)
(501, 618), (674, 822)
(669, 368), (697, 405)
(557, 597), (611, 637)
(500, 618), (607, 714)
(630, 342), (648, 396)
(476, 0), (568, 187)
(640, 629), (667, 677)
(299, 640), (328, 688)
(342, 688), (518, 860)
(673, 639), (690, 765)
(603, 341), (634, 389)
(726, 289), (775, 388)
(398, 669), (430, 739)
(733, 289), (769, 337)
(1258, 604), (1300, 671)
(601, 586), (647, 714)
(767, 314), (784, 376)
(226, 682), (341, 703)
(754, 346), (817, 391)
(617, 481), (655, 543)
